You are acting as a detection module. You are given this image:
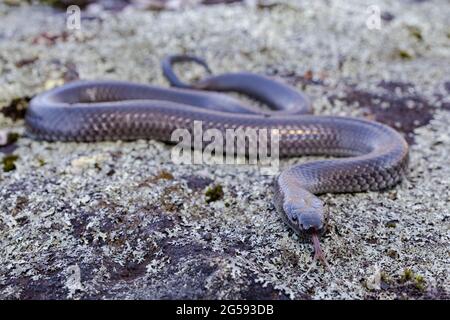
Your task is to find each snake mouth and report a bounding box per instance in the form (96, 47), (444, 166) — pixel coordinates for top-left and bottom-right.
(303, 227), (320, 235)
(297, 212), (324, 234)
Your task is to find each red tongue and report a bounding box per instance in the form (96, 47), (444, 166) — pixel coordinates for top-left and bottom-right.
(311, 232), (331, 270)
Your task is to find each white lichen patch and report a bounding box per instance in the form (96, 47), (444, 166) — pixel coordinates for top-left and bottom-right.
(65, 264), (84, 298)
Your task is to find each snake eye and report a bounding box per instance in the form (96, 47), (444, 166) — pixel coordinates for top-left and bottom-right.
(291, 215), (298, 221)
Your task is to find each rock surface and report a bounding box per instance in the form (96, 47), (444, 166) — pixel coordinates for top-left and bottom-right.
(0, 0), (449, 299)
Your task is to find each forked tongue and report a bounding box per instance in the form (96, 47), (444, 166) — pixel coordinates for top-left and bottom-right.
(298, 231), (334, 280)
(311, 231), (331, 270)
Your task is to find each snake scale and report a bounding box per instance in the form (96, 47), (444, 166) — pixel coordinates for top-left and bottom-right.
(25, 55), (409, 263)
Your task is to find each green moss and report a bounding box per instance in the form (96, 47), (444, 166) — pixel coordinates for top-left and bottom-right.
(398, 50), (413, 60)
(38, 158), (46, 167)
(3, 154), (19, 172)
(413, 275), (427, 291)
(400, 268), (414, 283)
(37, 0), (67, 7)
(39, 0), (60, 4)
(385, 220), (397, 228)
(398, 268), (427, 291)
(205, 185), (224, 203)
(407, 26), (423, 41)
(7, 132), (20, 144)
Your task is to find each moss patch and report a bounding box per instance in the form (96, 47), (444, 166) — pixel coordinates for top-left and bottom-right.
(399, 268), (415, 283)
(37, 158), (46, 167)
(399, 268), (427, 291)
(2, 154), (19, 172)
(205, 185), (224, 203)
(7, 132), (20, 144)
(407, 25), (423, 41)
(1, 97), (30, 121)
(398, 49), (414, 60)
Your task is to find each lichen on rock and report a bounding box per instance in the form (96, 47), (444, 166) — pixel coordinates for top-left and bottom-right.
(0, 0), (449, 300)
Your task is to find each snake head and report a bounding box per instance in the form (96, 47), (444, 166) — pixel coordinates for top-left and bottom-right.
(283, 194), (325, 236)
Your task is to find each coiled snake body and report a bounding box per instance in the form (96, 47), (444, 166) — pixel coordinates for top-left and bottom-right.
(26, 56), (409, 262)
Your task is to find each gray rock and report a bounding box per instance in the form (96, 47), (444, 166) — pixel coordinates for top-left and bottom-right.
(0, 0), (449, 299)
